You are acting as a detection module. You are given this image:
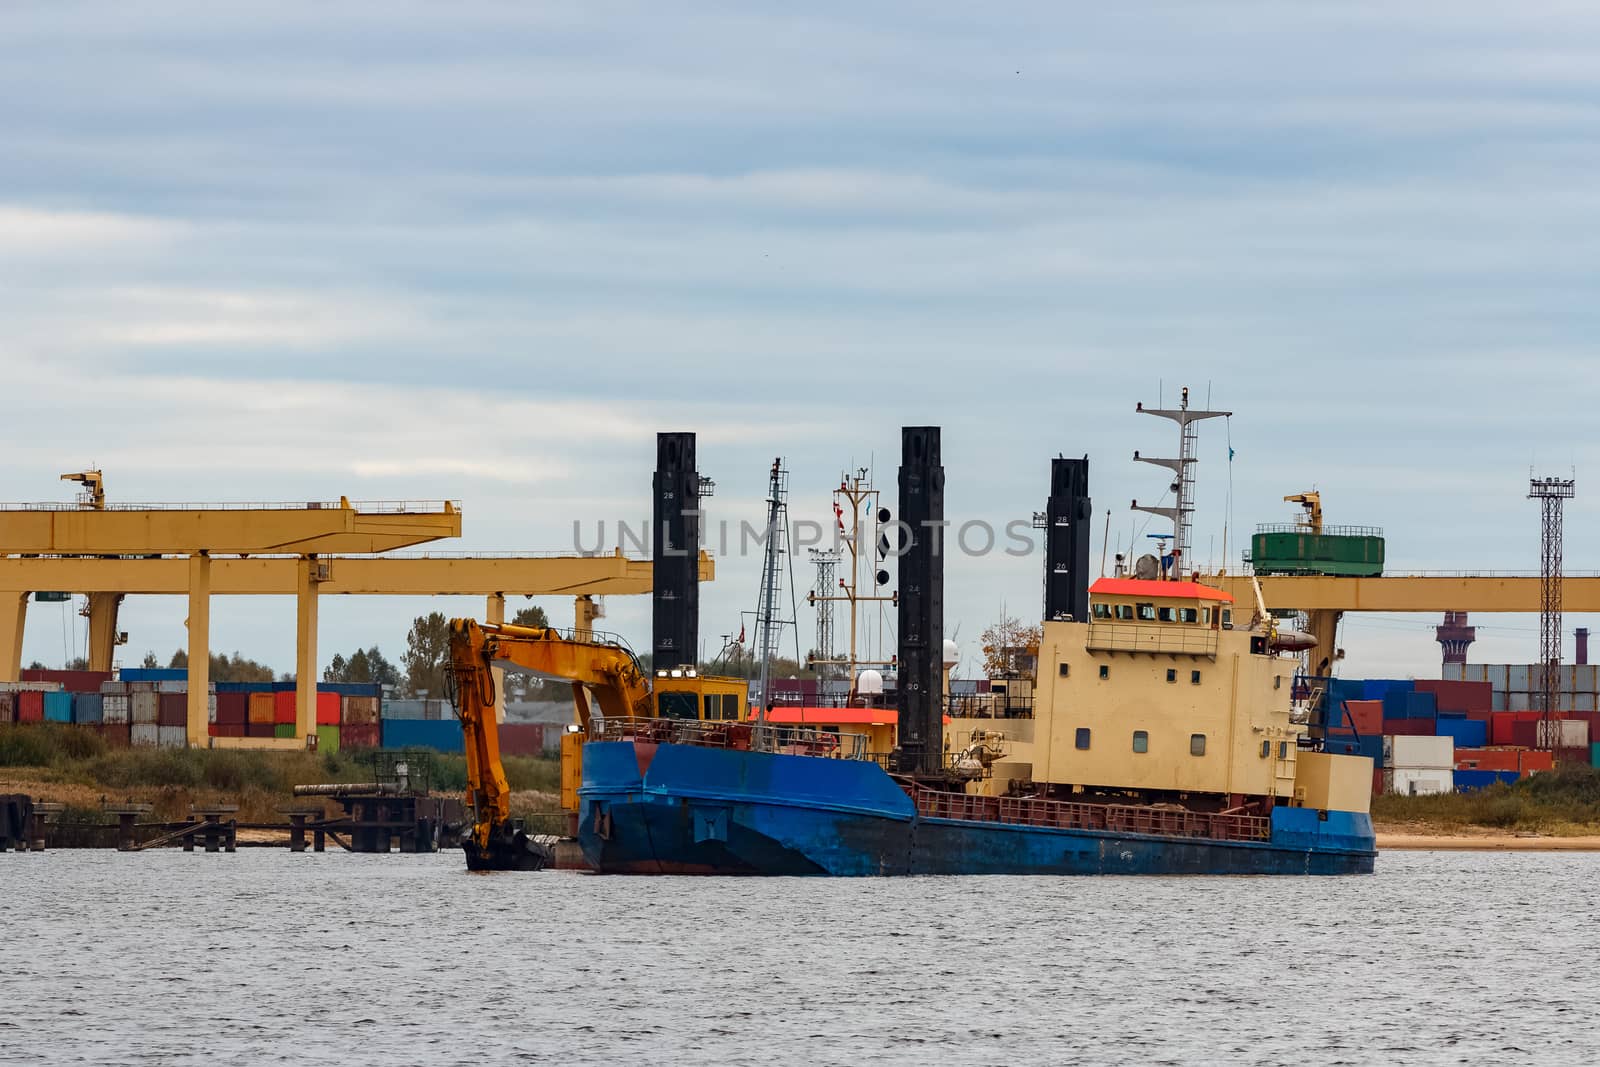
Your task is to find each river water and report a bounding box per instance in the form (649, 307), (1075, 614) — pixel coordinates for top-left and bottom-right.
(5, 849), (1598, 1066)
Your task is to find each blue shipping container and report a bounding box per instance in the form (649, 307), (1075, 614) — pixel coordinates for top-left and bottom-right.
(380, 718), (465, 754)
(43, 691), (73, 723)
(1456, 769), (1520, 793)
(1362, 679), (1414, 702)
(319, 682), (383, 698)
(215, 681), (275, 693)
(1435, 718), (1488, 749)
(119, 668), (188, 683)
(73, 692), (104, 724)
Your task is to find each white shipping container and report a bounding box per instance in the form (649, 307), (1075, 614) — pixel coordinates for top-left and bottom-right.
(1442, 663), (1465, 682)
(131, 691), (159, 724)
(100, 680), (127, 695)
(1536, 720), (1588, 748)
(0, 681), (64, 692)
(157, 725), (187, 748)
(1385, 768), (1454, 796)
(1508, 691), (1533, 712)
(131, 723), (160, 747)
(156, 680), (186, 693)
(103, 694), (131, 723)
(207, 694), (218, 724)
(1509, 665), (1532, 692)
(1384, 734), (1454, 770)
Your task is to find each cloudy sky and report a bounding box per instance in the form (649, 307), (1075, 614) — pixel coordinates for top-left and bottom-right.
(5, 3), (1599, 679)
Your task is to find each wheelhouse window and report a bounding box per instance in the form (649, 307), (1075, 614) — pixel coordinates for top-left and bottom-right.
(1093, 603), (1111, 619)
(1115, 604), (1135, 621)
(1132, 730), (1149, 753)
(1180, 608), (1198, 623)
(1137, 603), (1156, 621)
(1221, 609), (1233, 629)
(1190, 734), (1207, 756)
(659, 692), (699, 720)
(1157, 606), (1177, 623)
(1201, 607), (1212, 624)
(1075, 728), (1091, 750)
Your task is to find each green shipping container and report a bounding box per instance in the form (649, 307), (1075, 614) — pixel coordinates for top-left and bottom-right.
(1249, 524), (1385, 577)
(273, 724), (297, 739)
(316, 724), (340, 754)
(1591, 741), (1600, 768)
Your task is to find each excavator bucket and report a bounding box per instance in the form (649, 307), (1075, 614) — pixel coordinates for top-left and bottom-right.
(463, 822), (554, 872)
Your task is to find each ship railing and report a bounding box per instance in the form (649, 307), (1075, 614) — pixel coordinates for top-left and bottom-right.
(914, 789), (1270, 842)
(590, 717), (871, 760)
(1253, 523), (1384, 538)
(1085, 622), (1219, 658)
(944, 695), (1033, 720)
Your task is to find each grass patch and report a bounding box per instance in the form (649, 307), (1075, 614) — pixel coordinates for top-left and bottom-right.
(1373, 766), (1600, 835)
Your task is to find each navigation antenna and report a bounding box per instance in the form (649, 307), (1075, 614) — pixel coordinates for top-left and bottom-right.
(1131, 386), (1231, 575)
(753, 458), (796, 724)
(1529, 474), (1575, 750)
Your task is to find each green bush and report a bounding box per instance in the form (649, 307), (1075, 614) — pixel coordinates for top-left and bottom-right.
(0, 725), (57, 767)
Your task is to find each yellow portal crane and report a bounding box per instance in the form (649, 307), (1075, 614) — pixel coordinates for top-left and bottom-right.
(447, 618), (748, 870)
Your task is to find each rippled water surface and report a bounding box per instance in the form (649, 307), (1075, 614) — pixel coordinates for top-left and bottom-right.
(7, 849), (1600, 1065)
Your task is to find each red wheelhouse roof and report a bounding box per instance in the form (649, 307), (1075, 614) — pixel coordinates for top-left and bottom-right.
(1088, 577), (1235, 603)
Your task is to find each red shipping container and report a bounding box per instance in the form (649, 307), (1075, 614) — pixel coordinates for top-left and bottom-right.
(1371, 768), (1384, 796)
(210, 722), (246, 738)
(1344, 700), (1383, 736)
(1520, 750), (1555, 774)
(273, 691), (296, 725)
(1415, 679), (1493, 715)
(316, 691), (340, 726)
(17, 691), (44, 722)
(1489, 713), (1520, 746)
(21, 668), (113, 693)
(1510, 720), (1538, 748)
(1456, 747), (1521, 772)
(499, 723), (545, 756)
(215, 692), (249, 725)
(1383, 719), (1434, 736)
(96, 723), (130, 748)
(341, 723), (380, 749)
(157, 692), (187, 727)
(246, 721), (276, 738)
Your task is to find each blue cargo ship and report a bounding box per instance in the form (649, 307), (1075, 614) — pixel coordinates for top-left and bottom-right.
(577, 734), (1374, 876)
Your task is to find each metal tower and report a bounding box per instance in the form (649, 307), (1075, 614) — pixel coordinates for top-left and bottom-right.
(753, 458), (796, 723)
(1529, 475), (1575, 748)
(808, 548), (840, 680)
(1132, 387), (1230, 573)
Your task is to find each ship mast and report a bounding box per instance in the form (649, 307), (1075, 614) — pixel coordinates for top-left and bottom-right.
(808, 468), (895, 702)
(752, 458), (795, 725)
(1131, 386), (1231, 575)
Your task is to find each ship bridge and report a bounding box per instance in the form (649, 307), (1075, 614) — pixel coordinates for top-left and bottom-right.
(1085, 577), (1235, 658)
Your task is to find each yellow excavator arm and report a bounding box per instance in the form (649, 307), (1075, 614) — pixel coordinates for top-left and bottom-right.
(448, 618), (654, 871)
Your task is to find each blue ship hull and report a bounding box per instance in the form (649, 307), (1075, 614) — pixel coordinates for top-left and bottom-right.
(577, 741), (1376, 876)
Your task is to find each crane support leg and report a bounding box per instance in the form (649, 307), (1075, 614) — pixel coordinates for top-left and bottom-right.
(295, 557), (319, 740)
(1306, 609), (1341, 678)
(486, 593), (507, 724)
(0, 593), (24, 683)
(87, 593), (124, 673)
(186, 554), (211, 746)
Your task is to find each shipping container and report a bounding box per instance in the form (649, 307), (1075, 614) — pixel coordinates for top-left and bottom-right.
(1371, 767), (1384, 795)
(100, 680), (127, 695)
(1382, 718), (1434, 737)
(73, 693), (105, 724)
(383, 699), (427, 721)
(131, 723), (160, 747)
(21, 668), (113, 693)
(156, 693), (185, 727)
(246, 721), (276, 738)
(131, 691), (159, 725)
(97, 722), (130, 747)
(156, 680), (186, 694)
(316, 691), (340, 725)
(0, 692), (13, 723)
(1415, 679), (1493, 715)
(1435, 717), (1488, 750)
(274, 724), (297, 739)
(157, 725), (187, 748)
(341, 722), (381, 749)
(43, 691), (73, 723)
(342, 696), (381, 725)
(315, 723), (340, 754)
(425, 700), (448, 721)
(1384, 768), (1453, 796)
(119, 668), (188, 683)
(317, 682), (383, 698)
(103, 694), (130, 724)
(1454, 747), (1522, 772)
(1384, 734), (1453, 770)
(378, 718), (462, 752)
(17, 691), (44, 722)
(215, 692), (248, 725)
(499, 723), (546, 756)
(248, 693), (276, 725)
(1455, 768), (1520, 792)
(1343, 699), (1383, 736)
(273, 691), (296, 725)
(210, 722), (246, 738)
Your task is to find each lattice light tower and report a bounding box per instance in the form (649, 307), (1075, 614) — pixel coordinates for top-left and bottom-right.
(1529, 475), (1575, 748)
(808, 548), (840, 681)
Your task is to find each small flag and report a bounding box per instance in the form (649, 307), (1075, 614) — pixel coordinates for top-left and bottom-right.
(1228, 447), (1235, 461)
(834, 502), (845, 532)
(737, 623), (745, 644)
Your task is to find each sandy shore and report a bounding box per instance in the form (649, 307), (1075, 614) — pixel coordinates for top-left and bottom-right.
(1378, 832), (1600, 851)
